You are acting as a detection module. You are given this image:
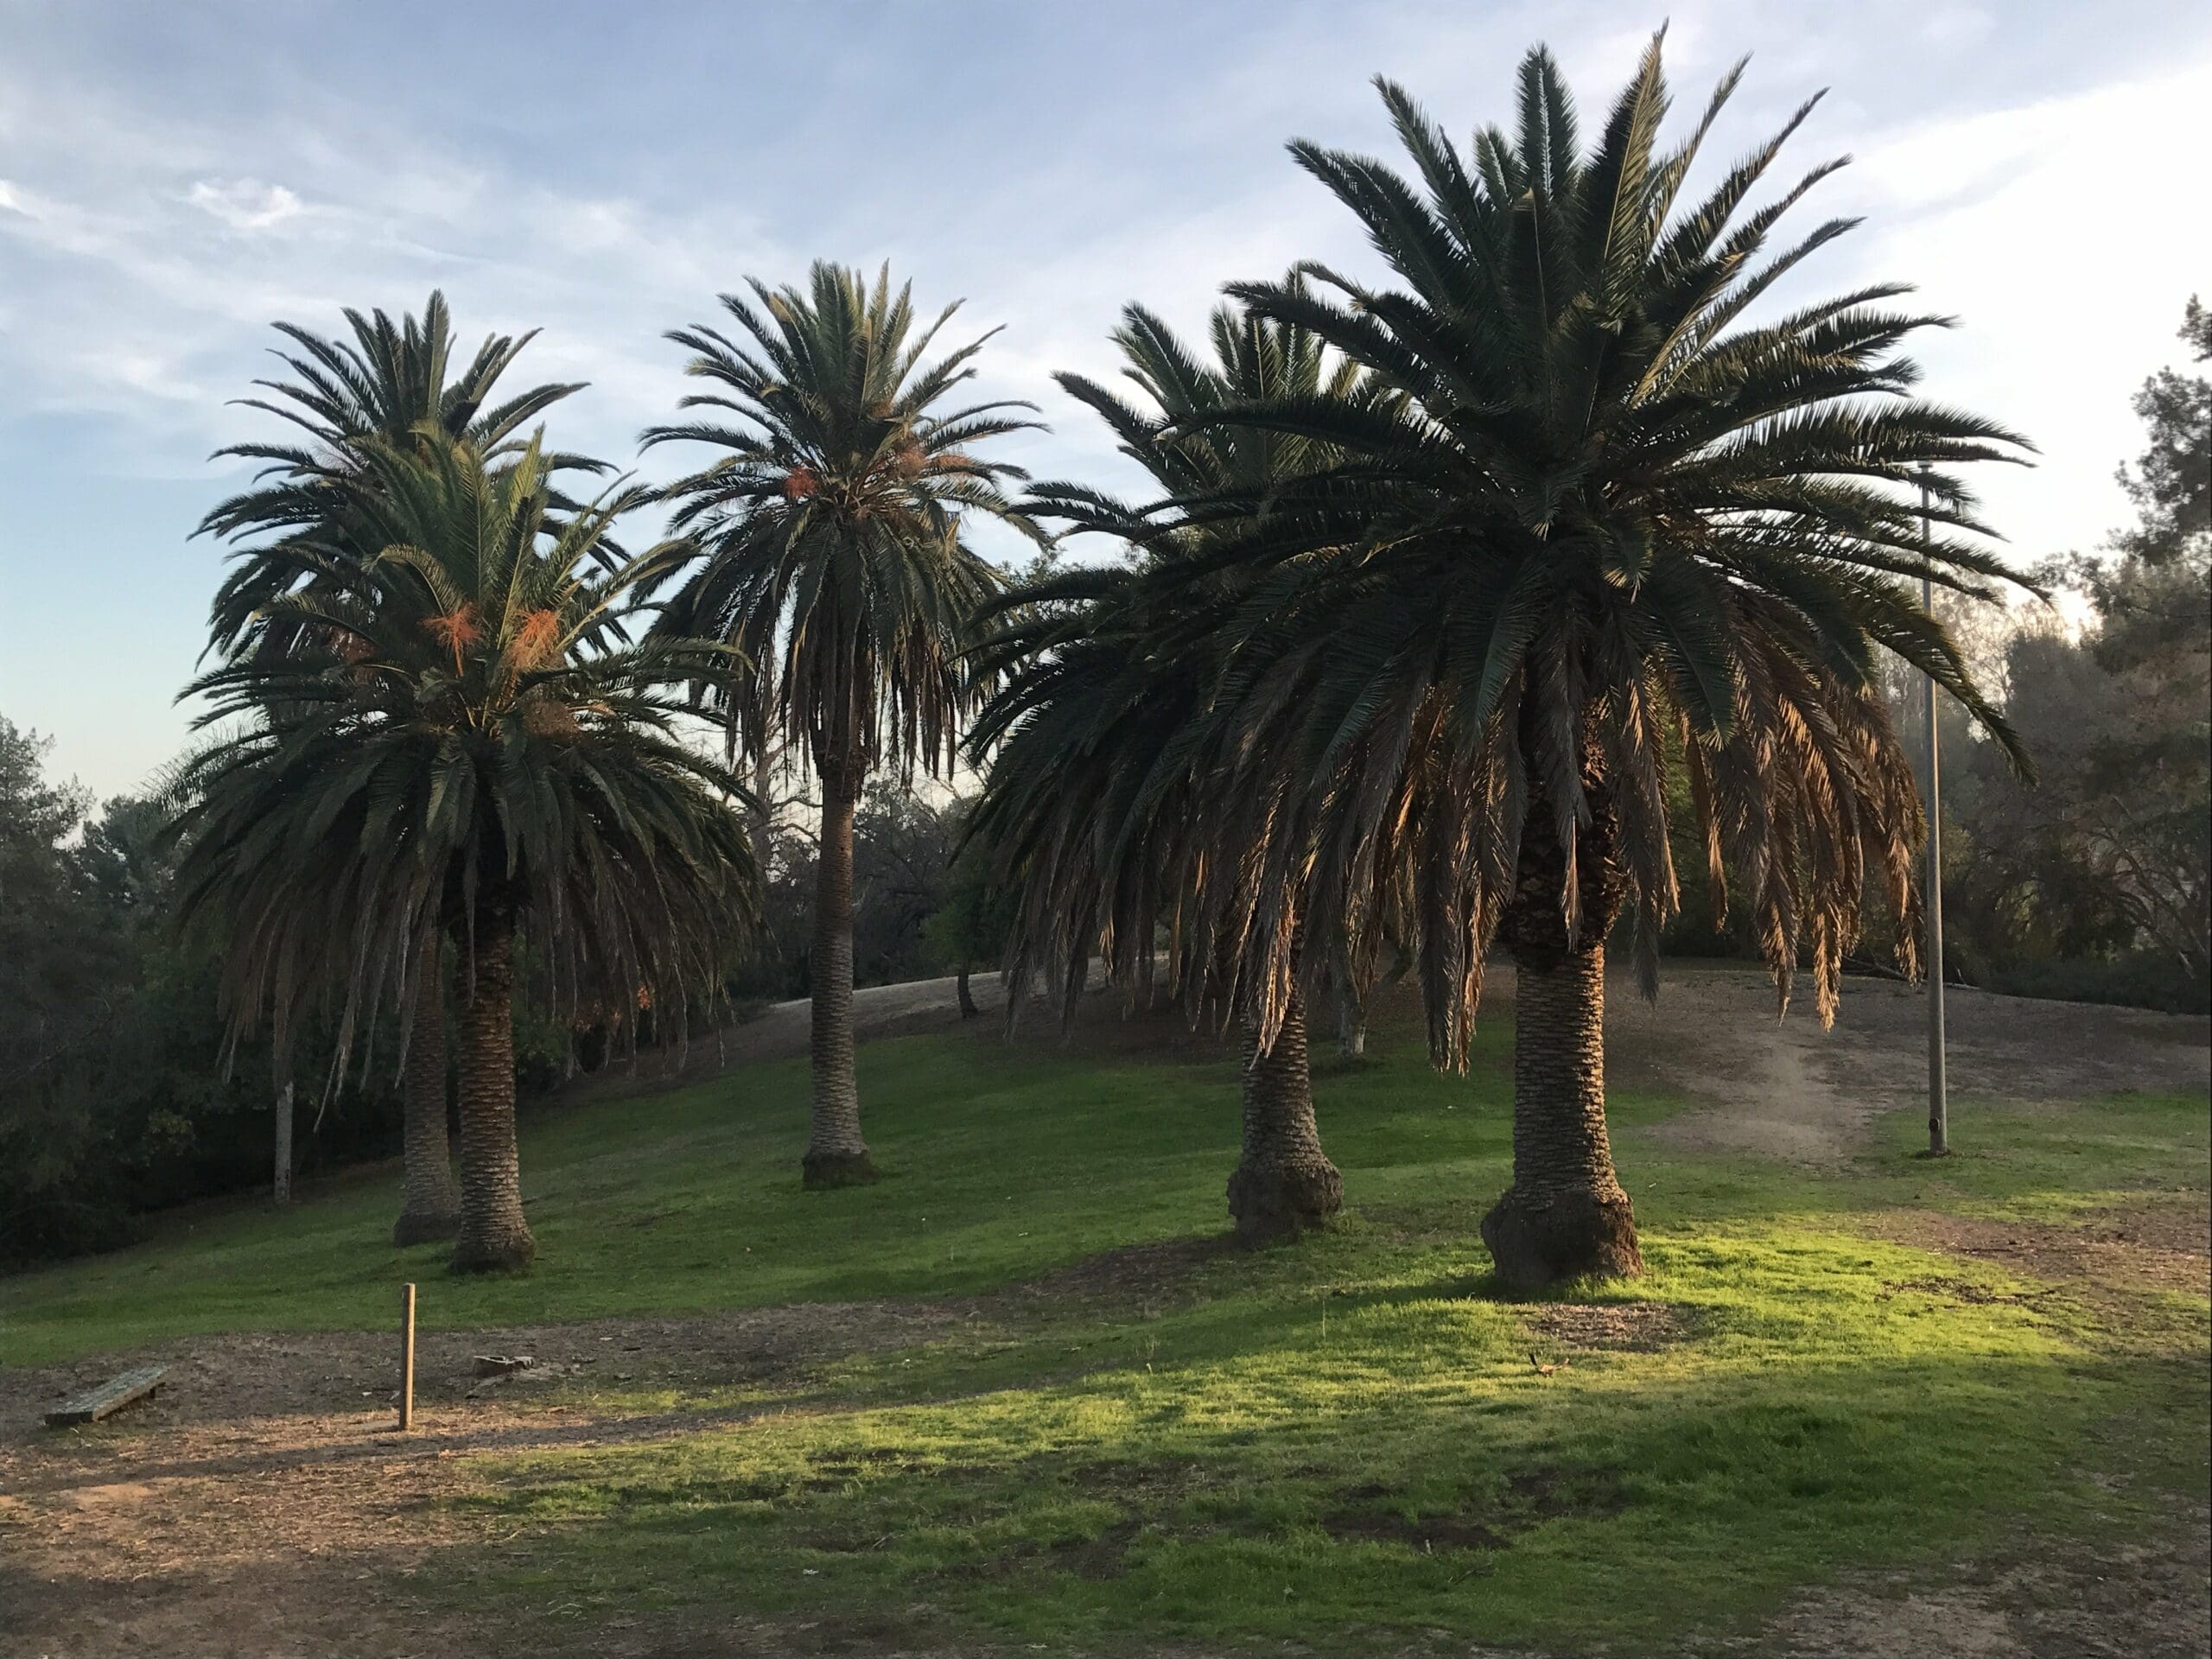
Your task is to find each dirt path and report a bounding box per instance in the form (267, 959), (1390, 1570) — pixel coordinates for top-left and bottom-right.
(0, 1237), (1253, 1659)
(1594, 965), (2210, 1163)
(0, 1297), (990, 1658)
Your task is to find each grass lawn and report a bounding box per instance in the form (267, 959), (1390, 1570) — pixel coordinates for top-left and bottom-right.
(5, 1001), (2207, 1654)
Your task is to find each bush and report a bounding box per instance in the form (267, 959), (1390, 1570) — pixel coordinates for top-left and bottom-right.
(1984, 952), (2211, 1017)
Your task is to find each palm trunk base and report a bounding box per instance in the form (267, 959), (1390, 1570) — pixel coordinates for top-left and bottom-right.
(1227, 1154), (1343, 1244)
(448, 918), (532, 1274)
(397, 934), (462, 1250)
(1479, 1185), (1642, 1292)
(802, 1148), (880, 1189)
(451, 1217), (536, 1273)
(391, 1204), (461, 1247)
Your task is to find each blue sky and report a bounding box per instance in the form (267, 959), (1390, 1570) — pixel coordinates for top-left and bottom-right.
(3, 0), (2209, 798)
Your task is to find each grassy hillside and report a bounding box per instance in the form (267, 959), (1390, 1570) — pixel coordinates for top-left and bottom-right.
(10, 1014), (1540, 1364)
(5, 1003), (2207, 1654)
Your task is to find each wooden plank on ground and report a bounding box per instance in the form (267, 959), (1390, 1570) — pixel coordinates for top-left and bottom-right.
(44, 1364), (169, 1427)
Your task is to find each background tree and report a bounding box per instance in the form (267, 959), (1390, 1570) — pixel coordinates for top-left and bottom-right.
(171, 433), (759, 1271)
(925, 799), (1020, 1018)
(646, 263), (1043, 1187)
(0, 735), (403, 1266)
(1925, 299), (2210, 1008)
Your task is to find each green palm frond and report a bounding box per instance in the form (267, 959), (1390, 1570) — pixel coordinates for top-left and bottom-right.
(645, 262), (1045, 783)
(198, 293), (600, 658)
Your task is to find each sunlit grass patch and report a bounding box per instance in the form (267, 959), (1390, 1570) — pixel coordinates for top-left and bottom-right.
(453, 1207), (2179, 1651)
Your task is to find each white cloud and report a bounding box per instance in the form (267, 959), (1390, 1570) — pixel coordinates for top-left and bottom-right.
(185, 177), (302, 232)
(1832, 58), (2212, 559)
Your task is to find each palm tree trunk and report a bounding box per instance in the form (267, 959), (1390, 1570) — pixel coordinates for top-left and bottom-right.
(272, 1080), (293, 1205)
(1333, 982), (1366, 1058)
(804, 765), (875, 1187)
(1481, 932), (1642, 1290)
(957, 961), (980, 1019)
(451, 916), (535, 1271)
(749, 740), (775, 878)
(1330, 933), (1366, 1058)
(1226, 989), (1343, 1243)
(393, 933), (461, 1246)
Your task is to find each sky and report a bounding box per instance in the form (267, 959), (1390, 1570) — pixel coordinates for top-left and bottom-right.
(3, 0), (2208, 800)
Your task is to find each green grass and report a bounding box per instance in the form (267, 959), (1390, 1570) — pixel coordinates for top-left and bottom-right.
(8, 1017), (1548, 1363)
(5, 1008), (2207, 1654)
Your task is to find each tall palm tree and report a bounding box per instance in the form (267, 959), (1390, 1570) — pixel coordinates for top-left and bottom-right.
(969, 292), (1378, 1241)
(171, 432), (758, 1271)
(1096, 40), (2033, 1287)
(646, 263), (1044, 1187)
(199, 293), (594, 1243)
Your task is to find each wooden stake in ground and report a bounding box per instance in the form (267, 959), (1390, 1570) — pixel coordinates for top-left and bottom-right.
(398, 1282), (416, 1432)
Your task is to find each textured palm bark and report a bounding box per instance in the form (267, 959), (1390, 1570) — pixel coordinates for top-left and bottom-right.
(1226, 990), (1344, 1243)
(1334, 983), (1367, 1058)
(1483, 791), (1642, 1289)
(451, 918), (536, 1271)
(271, 1081), (292, 1206)
(1329, 935), (1367, 1058)
(1480, 940), (1642, 1288)
(803, 766), (875, 1187)
(392, 934), (461, 1245)
(957, 963), (981, 1019)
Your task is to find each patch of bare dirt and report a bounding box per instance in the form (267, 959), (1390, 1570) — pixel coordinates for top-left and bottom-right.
(1522, 1300), (1693, 1352)
(1597, 965), (2210, 1166)
(0, 1294), (1000, 1659)
(0, 1226), (1275, 1659)
(1746, 1503), (2211, 1658)
(1322, 1465), (1628, 1557)
(1867, 1199), (2211, 1296)
(2, 1296), (985, 1446)
(1006, 1235), (1237, 1313)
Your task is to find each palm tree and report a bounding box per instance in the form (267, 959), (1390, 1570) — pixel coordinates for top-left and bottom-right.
(645, 263), (1044, 1187)
(199, 293), (594, 1243)
(1099, 39), (2033, 1287)
(969, 293), (1378, 1241)
(171, 431), (758, 1271)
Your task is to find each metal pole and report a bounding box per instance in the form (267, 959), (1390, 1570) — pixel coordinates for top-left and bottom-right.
(1919, 467), (1948, 1154)
(398, 1282), (417, 1432)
